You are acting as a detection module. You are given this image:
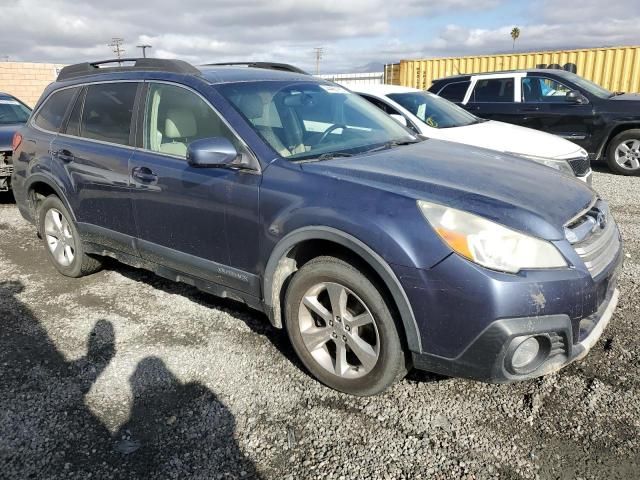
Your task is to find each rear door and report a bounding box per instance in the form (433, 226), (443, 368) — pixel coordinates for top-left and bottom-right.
(519, 75), (595, 147)
(50, 81), (140, 255)
(463, 75), (520, 124)
(128, 82), (261, 295)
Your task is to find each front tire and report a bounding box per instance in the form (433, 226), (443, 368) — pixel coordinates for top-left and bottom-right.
(606, 129), (640, 176)
(284, 256), (406, 396)
(38, 195), (102, 277)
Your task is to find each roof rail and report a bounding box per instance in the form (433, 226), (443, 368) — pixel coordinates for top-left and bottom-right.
(205, 62), (309, 75)
(57, 58), (201, 81)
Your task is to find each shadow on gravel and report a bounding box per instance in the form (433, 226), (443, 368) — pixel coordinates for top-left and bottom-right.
(108, 260), (309, 375)
(0, 280), (260, 479)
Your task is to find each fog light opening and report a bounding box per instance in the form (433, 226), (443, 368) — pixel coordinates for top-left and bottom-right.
(507, 335), (552, 375)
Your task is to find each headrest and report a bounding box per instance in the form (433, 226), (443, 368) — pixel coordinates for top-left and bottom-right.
(238, 94), (264, 120)
(164, 108), (197, 138)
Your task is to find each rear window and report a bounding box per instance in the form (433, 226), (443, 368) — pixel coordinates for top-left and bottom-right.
(80, 83), (138, 146)
(436, 81), (470, 102)
(33, 88), (77, 132)
(470, 78), (514, 103)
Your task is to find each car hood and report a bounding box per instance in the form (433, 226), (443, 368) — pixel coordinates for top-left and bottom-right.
(429, 120), (582, 159)
(301, 139), (595, 240)
(610, 92), (640, 101)
(0, 124), (21, 151)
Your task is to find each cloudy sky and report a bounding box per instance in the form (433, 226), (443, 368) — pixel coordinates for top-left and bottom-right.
(1, 0), (638, 73)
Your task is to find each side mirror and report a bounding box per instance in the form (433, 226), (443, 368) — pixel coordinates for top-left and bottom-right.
(390, 114), (408, 127)
(565, 90), (587, 104)
(187, 137), (238, 168)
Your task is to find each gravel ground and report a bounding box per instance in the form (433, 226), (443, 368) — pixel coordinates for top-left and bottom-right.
(0, 167), (639, 479)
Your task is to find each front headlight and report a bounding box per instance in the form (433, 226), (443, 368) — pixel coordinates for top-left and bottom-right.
(417, 200), (567, 273)
(507, 152), (574, 177)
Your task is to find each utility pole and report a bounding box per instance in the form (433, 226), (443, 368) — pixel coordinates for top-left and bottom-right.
(137, 44), (152, 58)
(313, 47), (324, 75)
(108, 37), (125, 64)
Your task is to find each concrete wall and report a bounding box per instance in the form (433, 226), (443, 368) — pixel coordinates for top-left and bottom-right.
(0, 62), (65, 107)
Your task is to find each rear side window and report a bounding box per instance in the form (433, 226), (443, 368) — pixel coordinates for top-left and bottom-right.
(80, 83), (138, 146)
(33, 88), (78, 132)
(470, 78), (514, 103)
(437, 81), (470, 102)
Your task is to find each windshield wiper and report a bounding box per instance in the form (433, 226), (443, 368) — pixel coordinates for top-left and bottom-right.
(366, 138), (421, 153)
(295, 152), (354, 163)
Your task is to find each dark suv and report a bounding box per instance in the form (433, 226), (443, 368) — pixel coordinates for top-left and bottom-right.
(0, 92), (32, 192)
(11, 59), (622, 395)
(429, 69), (640, 175)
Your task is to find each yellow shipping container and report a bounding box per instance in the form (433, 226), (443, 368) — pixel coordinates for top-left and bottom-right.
(392, 45), (640, 93)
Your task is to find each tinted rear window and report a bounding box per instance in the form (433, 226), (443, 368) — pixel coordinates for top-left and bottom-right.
(34, 88), (77, 132)
(471, 78), (514, 103)
(436, 81), (470, 102)
(80, 83), (138, 146)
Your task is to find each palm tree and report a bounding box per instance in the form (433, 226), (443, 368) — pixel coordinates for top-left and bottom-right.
(511, 27), (520, 50)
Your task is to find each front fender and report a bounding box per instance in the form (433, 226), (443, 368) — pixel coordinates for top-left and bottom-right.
(262, 226), (423, 352)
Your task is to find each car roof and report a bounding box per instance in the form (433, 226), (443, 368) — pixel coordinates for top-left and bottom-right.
(199, 66), (316, 84)
(436, 69), (574, 82)
(347, 84), (422, 95)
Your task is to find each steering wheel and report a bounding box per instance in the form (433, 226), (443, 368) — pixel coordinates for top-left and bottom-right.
(316, 124), (347, 145)
(425, 115), (439, 128)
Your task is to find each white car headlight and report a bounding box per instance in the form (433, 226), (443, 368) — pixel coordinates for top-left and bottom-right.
(507, 152), (575, 177)
(418, 200), (567, 273)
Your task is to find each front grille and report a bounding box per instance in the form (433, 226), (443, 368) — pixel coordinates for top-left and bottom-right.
(567, 156), (591, 176)
(566, 200), (620, 278)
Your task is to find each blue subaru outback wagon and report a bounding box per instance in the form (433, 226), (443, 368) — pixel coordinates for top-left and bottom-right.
(11, 59), (622, 395)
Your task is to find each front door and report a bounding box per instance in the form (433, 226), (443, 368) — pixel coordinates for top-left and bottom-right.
(519, 76), (595, 149)
(129, 82), (261, 295)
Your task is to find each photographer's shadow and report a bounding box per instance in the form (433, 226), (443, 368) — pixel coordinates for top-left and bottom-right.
(0, 280), (258, 479)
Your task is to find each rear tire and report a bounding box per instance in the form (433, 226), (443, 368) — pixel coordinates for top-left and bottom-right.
(284, 256), (406, 396)
(38, 196), (102, 278)
(606, 129), (640, 176)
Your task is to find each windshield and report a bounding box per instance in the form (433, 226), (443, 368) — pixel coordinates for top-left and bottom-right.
(560, 72), (612, 99)
(217, 81), (416, 160)
(0, 98), (31, 125)
(387, 91), (479, 128)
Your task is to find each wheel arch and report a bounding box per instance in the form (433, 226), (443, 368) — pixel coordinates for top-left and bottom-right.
(24, 174), (76, 225)
(598, 123), (640, 160)
(263, 226), (422, 352)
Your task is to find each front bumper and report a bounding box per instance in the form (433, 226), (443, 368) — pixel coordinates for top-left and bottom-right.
(400, 234), (622, 383)
(411, 283), (618, 383)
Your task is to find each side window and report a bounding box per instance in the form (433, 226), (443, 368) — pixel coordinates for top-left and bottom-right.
(144, 83), (240, 158)
(33, 87), (78, 132)
(80, 83), (138, 146)
(64, 88), (85, 137)
(522, 77), (572, 103)
(471, 78), (514, 103)
(437, 81), (470, 102)
(360, 94), (396, 114)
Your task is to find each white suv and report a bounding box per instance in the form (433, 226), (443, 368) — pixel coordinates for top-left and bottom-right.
(350, 84), (592, 183)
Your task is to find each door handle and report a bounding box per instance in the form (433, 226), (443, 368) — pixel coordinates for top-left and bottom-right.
(52, 149), (74, 163)
(131, 166), (158, 183)
(520, 106), (540, 112)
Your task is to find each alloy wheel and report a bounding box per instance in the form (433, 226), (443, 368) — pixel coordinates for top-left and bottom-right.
(44, 208), (76, 267)
(297, 282), (380, 379)
(614, 139), (640, 170)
